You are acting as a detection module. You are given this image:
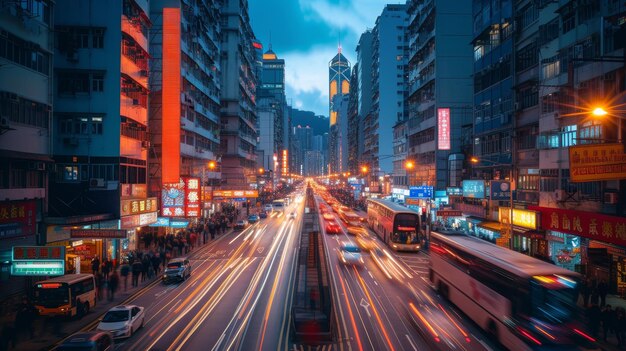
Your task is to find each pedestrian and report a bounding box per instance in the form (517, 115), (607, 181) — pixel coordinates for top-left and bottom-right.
(101, 258), (111, 281)
(91, 256), (100, 274)
(141, 256), (150, 282)
(587, 304), (602, 338)
(598, 280), (608, 307)
(120, 262), (130, 291)
(615, 307), (625, 347)
(131, 261), (142, 287)
(108, 271), (119, 301)
(95, 271), (104, 301)
(601, 304), (614, 341)
(14, 297), (35, 342)
(581, 279), (591, 308)
(152, 255), (161, 276)
(591, 287), (600, 306)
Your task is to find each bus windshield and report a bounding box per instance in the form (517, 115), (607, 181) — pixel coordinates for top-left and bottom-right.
(34, 285), (69, 307)
(393, 213), (419, 244)
(530, 280), (579, 324)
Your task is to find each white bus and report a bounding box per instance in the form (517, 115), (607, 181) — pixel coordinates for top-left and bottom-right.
(429, 230), (597, 351)
(272, 199), (285, 212)
(366, 199), (422, 251)
(33, 273), (96, 317)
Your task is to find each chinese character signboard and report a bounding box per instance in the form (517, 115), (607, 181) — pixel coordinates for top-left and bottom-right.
(490, 181), (511, 200)
(446, 187), (463, 196)
(120, 198), (157, 217)
(569, 144), (626, 182)
(437, 108), (450, 150)
(529, 206), (626, 247)
(212, 190), (259, 198)
(282, 149), (288, 176)
(11, 246), (65, 276)
(498, 207), (538, 230)
(161, 177), (201, 217)
(71, 229), (128, 239)
(462, 180), (485, 199)
(409, 186), (433, 199)
(437, 210), (462, 217)
(0, 200), (36, 240)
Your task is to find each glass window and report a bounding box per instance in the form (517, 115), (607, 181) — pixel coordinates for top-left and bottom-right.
(64, 166), (78, 181)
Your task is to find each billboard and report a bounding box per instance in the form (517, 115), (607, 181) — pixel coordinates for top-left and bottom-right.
(569, 143), (626, 182)
(11, 246), (65, 276)
(462, 180), (485, 199)
(437, 108), (451, 150)
(0, 200), (37, 240)
(161, 177), (201, 217)
(490, 181), (511, 200)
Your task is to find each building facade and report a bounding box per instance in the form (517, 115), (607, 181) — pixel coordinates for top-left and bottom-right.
(0, 0), (54, 297)
(328, 48), (350, 175)
(219, 0), (258, 189)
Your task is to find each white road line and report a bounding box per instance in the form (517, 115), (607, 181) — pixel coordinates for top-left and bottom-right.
(168, 299), (182, 313)
(405, 334), (418, 350)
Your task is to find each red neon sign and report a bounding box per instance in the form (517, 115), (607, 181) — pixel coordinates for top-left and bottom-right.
(437, 108), (450, 150)
(161, 8), (181, 183)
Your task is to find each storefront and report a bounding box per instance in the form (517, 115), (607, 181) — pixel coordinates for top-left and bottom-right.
(529, 206), (626, 295)
(476, 221), (502, 243)
(498, 207), (546, 257)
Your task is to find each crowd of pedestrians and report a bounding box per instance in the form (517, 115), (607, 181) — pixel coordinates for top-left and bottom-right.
(582, 278), (626, 349)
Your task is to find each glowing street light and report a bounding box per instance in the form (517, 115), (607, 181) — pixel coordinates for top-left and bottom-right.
(405, 160), (415, 170)
(208, 161), (217, 170)
(361, 165), (369, 174)
(592, 107), (608, 117)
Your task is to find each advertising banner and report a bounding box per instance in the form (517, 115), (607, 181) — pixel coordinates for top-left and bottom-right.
(490, 181), (511, 200)
(162, 177), (202, 217)
(437, 108), (451, 150)
(569, 143), (626, 182)
(11, 246), (65, 276)
(462, 180), (485, 199)
(0, 200), (37, 240)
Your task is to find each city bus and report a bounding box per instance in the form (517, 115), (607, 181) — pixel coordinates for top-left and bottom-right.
(429, 230), (597, 351)
(272, 199), (286, 212)
(366, 199), (422, 251)
(339, 209), (362, 227)
(33, 274), (96, 317)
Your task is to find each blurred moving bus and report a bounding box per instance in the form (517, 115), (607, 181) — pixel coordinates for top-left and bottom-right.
(272, 199), (286, 212)
(33, 274), (96, 317)
(429, 230), (596, 351)
(366, 199), (422, 252)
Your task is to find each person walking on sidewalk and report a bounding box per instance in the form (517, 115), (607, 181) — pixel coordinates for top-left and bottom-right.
(101, 257), (111, 281)
(598, 280), (609, 307)
(91, 256), (100, 275)
(108, 271), (119, 301)
(601, 304), (614, 341)
(95, 271), (104, 301)
(587, 304), (602, 338)
(131, 261), (142, 287)
(120, 262), (130, 291)
(14, 297), (35, 343)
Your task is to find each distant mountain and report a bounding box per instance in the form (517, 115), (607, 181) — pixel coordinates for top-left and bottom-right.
(291, 108), (329, 136)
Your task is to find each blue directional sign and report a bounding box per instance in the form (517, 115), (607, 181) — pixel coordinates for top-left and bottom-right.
(409, 186), (433, 199)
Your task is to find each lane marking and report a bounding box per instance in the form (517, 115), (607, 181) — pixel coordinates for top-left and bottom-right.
(405, 334), (418, 351)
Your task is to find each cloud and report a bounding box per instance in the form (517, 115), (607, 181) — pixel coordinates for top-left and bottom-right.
(282, 44), (355, 116)
(298, 0), (384, 39)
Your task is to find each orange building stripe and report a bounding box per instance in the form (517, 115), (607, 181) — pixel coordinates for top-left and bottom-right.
(162, 8), (181, 184)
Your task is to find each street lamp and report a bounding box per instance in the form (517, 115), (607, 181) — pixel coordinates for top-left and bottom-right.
(470, 156), (514, 248)
(590, 106), (623, 144)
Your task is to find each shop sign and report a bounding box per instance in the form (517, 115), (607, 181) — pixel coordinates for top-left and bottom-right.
(437, 108), (450, 150)
(569, 143), (626, 182)
(212, 190), (259, 198)
(406, 198), (420, 205)
(462, 180), (485, 199)
(437, 210), (462, 217)
(120, 197), (157, 217)
(202, 186), (212, 202)
(11, 246), (65, 276)
(170, 220), (189, 228)
(498, 208), (538, 229)
(490, 181), (511, 200)
(446, 187), (463, 196)
(459, 203), (487, 217)
(121, 184), (147, 198)
(120, 212), (157, 229)
(435, 190), (447, 199)
(162, 177), (202, 217)
(149, 217), (170, 227)
(409, 186), (433, 199)
(529, 206), (626, 247)
(0, 200), (37, 239)
(71, 229), (127, 239)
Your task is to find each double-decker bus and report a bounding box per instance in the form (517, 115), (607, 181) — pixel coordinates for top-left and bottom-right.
(429, 230), (597, 351)
(366, 199), (422, 251)
(33, 274), (96, 317)
(272, 199), (285, 212)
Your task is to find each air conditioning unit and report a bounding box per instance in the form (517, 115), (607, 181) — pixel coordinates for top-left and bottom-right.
(89, 178), (105, 188)
(141, 140), (150, 148)
(554, 189), (566, 201)
(604, 192), (618, 204)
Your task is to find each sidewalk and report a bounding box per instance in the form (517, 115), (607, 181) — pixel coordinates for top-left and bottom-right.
(0, 228), (233, 351)
(578, 294), (626, 351)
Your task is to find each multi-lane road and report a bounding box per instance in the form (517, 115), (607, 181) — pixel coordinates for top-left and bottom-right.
(74, 188), (502, 351)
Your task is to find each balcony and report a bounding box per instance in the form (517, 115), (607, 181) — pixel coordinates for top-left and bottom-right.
(120, 94), (147, 125)
(121, 54), (148, 89)
(121, 15), (148, 52)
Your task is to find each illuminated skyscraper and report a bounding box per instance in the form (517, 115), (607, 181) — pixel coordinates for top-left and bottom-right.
(328, 47), (350, 174)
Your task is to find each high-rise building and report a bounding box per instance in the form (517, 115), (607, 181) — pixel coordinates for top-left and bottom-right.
(365, 4), (408, 193)
(220, 0), (258, 188)
(328, 48), (350, 174)
(406, 0), (473, 190)
(149, 0), (222, 216)
(256, 45), (286, 179)
(347, 64), (360, 175)
(49, 0), (155, 271)
(0, 0), (54, 299)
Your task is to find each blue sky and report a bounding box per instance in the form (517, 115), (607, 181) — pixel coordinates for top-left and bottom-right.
(249, 0), (388, 116)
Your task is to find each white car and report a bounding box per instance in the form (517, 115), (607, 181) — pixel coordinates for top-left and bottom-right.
(264, 204), (273, 212)
(339, 242), (364, 265)
(288, 212), (296, 219)
(97, 305), (145, 339)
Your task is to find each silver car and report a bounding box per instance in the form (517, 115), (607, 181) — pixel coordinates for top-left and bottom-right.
(339, 242), (364, 265)
(162, 258), (191, 283)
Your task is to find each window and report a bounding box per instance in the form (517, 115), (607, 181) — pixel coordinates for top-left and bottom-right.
(0, 31), (50, 75)
(541, 56), (560, 80)
(539, 18), (559, 45)
(519, 4), (539, 29)
(91, 73), (104, 92)
(578, 121), (602, 143)
(517, 42), (538, 72)
(92, 29), (105, 49)
(518, 87), (538, 109)
(518, 173), (539, 191)
(57, 115), (104, 135)
(64, 166), (79, 181)
(561, 125), (577, 147)
(57, 26), (106, 50)
(562, 7), (575, 34)
(0, 92), (50, 128)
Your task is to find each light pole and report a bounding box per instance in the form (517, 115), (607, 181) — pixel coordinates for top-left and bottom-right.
(470, 156), (514, 248)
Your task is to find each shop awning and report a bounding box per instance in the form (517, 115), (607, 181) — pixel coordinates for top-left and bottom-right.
(477, 221), (502, 232)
